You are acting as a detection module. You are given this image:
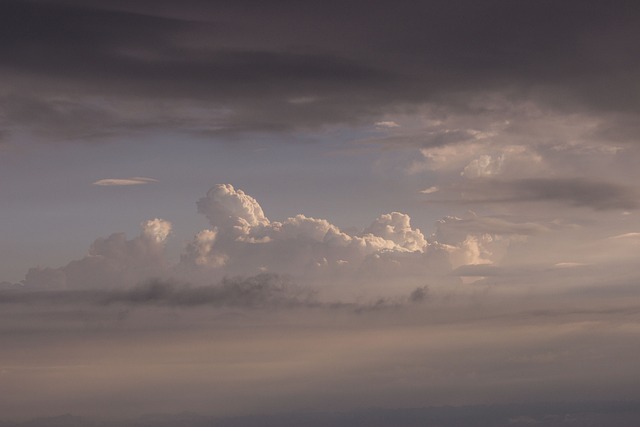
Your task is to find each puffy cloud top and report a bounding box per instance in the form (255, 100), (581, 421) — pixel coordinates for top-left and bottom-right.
(183, 185), (434, 279)
(197, 184), (269, 230)
(142, 218), (172, 243)
(21, 185), (476, 290)
(364, 212), (427, 252)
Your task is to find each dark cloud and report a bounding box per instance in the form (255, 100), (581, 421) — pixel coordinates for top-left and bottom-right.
(2, 274), (314, 308)
(105, 274), (313, 308)
(1, 275), (434, 313)
(2, 0), (640, 140)
(437, 178), (639, 210)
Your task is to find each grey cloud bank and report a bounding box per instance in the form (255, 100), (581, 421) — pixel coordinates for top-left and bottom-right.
(2, 1), (640, 140)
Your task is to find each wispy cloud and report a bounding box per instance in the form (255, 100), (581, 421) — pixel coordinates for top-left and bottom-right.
(92, 177), (158, 186)
(419, 186), (439, 194)
(375, 121), (400, 128)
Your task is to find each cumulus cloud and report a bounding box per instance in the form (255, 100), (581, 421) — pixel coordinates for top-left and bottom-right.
(93, 177), (158, 186)
(23, 181), (638, 298)
(17, 182), (640, 299)
(23, 219), (172, 289)
(363, 212), (427, 252)
(197, 184), (270, 230)
(26, 183), (596, 294)
(18, 184), (458, 293)
(183, 184), (440, 283)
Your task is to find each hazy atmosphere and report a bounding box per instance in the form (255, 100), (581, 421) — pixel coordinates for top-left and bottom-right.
(2, 1), (640, 425)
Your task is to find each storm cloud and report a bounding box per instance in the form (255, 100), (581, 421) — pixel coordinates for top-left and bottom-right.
(2, 0), (640, 140)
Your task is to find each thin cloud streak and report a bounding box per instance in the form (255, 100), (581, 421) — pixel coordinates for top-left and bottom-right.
(92, 177), (158, 186)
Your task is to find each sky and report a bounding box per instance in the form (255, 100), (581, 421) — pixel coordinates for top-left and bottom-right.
(2, 0), (640, 422)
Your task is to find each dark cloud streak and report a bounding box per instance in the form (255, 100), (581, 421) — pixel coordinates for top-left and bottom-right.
(431, 178), (639, 210)
(1, 274), (315, 308)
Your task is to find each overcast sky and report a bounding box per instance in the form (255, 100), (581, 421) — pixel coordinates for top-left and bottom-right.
(2, 0), (640, 422)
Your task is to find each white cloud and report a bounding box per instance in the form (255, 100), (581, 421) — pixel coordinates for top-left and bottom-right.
(93, 177), (158, 186)
(610, 232), (640, 240)
(375, 120), (400, 128)
(439, 234), (494, 268)
(181, 185), (441, 283)
(397, 99), (630, 190)
(21, 180), (640, 301)
(197, 183), (269, 230)
(461, 154), (505, 178)
(420, 186), (439, 194)
(142, 218), (172, 243)
(363, 212), (427, 252)
(428, 212), (547, 268)
(554, 262), (587, 268)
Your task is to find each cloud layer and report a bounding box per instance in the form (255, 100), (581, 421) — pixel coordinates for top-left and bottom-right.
(2, 1), (640, 141)
(5, 183), (640, 420)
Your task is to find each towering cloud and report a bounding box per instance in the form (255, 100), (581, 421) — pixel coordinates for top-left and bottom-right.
(197, 184), (270, 230)
(20, 185), (459, 290)
(183, 184), (439, 282)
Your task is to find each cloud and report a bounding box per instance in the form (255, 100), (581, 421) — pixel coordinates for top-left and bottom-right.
(30, 181), (623, 294)
(363, 212), (427, 252)
(430, 178), (639, 211)
(427, 211), (555, 269)
(196, 183), (270, 230)
(375, 121), (400, 128)
(92, 177), (158, 186)
(106, 274), (313, 308)
(1, 274), (439, 315)
(419, 186), (439, 194)
(23, 219), (171, 289)
(610, 232), (640, 240)
(6, 261), (640, 420)
(496, 178), (638, 210)
(461, 154), (505, 178)
(18, 181), (639, 300)
(7, 183), (640, 420)
(433, 212), (550, 239)
(2, 274), (314, 309)
(3, 1), (640, 143)
(182, 184), (445, 283)
(18, 184), (456, 293)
